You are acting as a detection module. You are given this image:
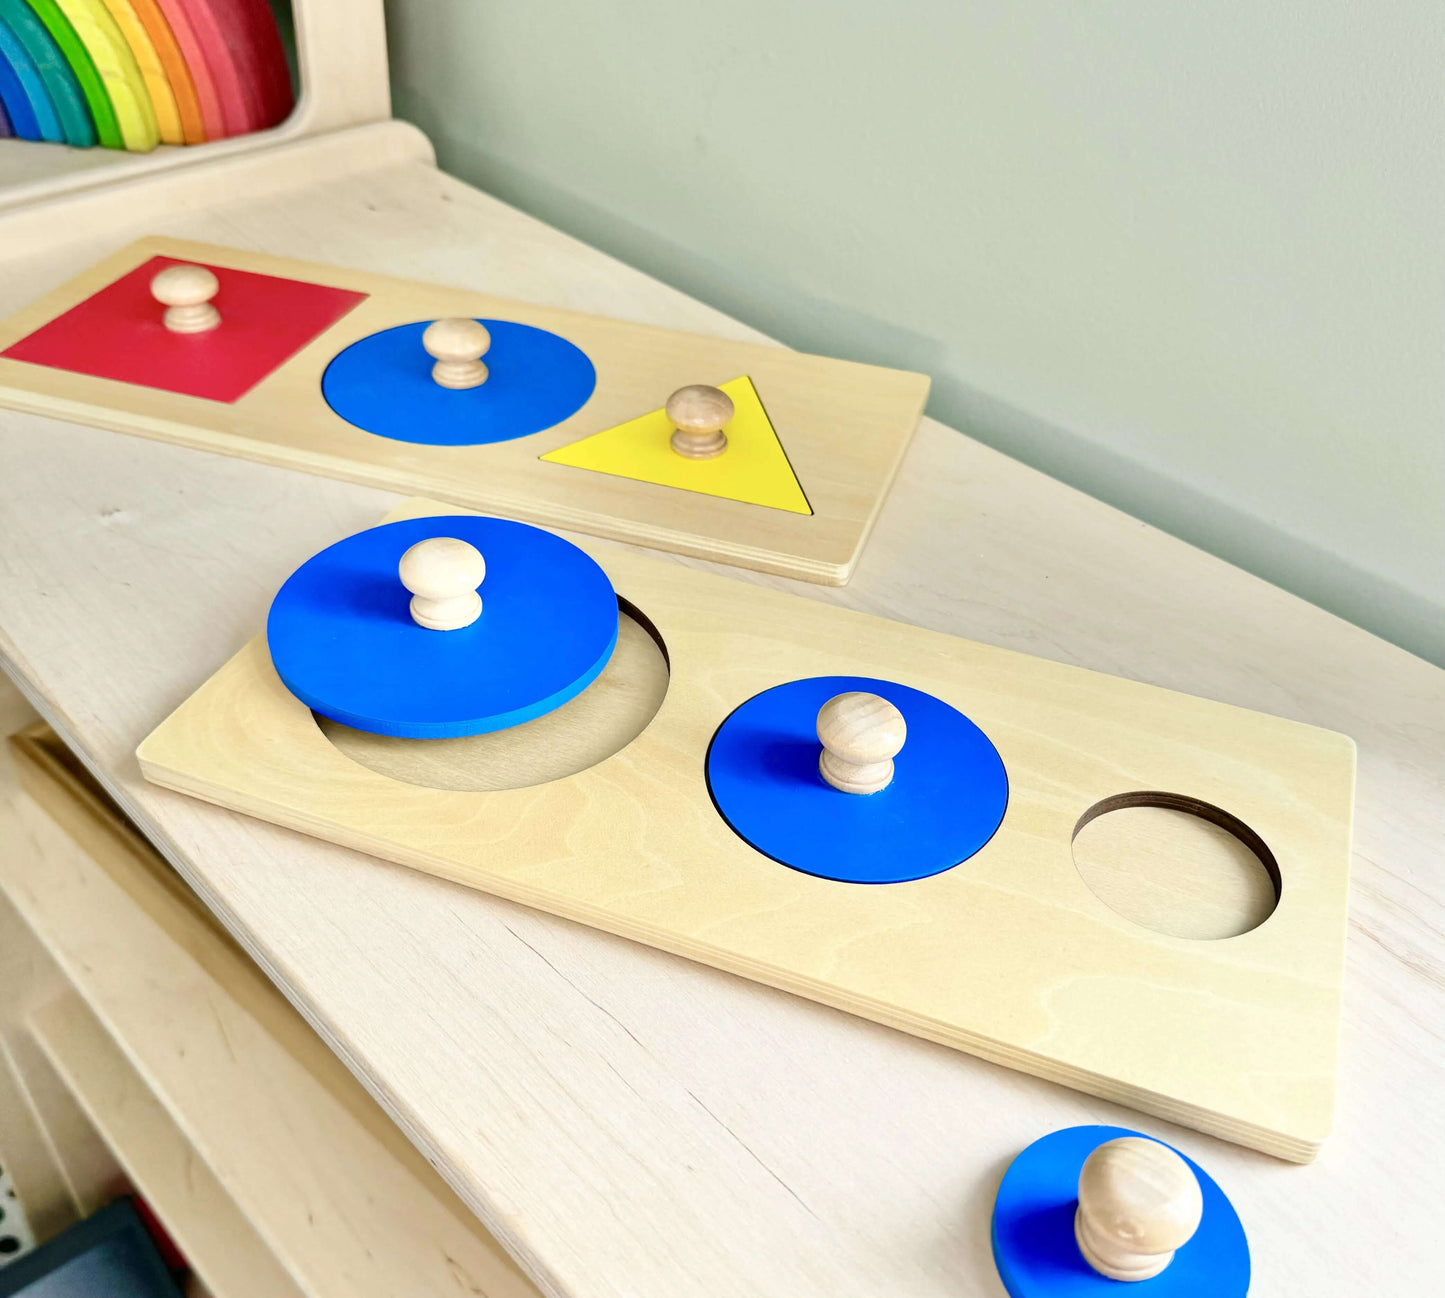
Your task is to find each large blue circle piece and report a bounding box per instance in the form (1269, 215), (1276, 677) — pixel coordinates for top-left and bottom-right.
(321, 319), (597, 445)
(991, 1126), (1250, 1298)
(267, 516), (619, 739)
(705, 676), (1008, 884)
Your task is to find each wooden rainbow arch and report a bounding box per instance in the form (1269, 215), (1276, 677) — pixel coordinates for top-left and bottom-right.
(0, 0), (290, 152)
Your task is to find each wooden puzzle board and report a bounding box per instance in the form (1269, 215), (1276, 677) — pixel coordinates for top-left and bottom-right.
(0, 236), (931, 584)
(137, 500), (1355, 1162)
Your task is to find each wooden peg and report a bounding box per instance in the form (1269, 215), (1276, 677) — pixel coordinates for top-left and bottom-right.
(422, 318), (490, 389)
(151, 263), (221, 334)
(1074, 1137), (1203, 1282)
(816, 692), (906, 794)
(666, 384), (733, 459)
(397, 537), (485, 631)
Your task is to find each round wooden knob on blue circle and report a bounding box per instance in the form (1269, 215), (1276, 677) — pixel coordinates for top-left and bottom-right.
(705, 675), (1008, 884)
(322, 318), (596, 445)
(397, 536), (486, 630)
(991, 1126), (1249, 1297)
(266, 516), (619, 739)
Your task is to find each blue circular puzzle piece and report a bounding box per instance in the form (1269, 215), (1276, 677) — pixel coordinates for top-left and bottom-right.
(991, 1125), (1250, 1298)
(705, 675), (1008, 884)
(321, 319), (597, 446)
(267, 516), (619, 738)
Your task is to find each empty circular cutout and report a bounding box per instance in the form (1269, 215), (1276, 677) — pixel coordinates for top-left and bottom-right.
(316, 600), (668, 792)
(1072, 792), (1280, 940)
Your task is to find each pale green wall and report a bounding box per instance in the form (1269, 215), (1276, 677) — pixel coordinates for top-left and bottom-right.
(386, 2), (1444, 663)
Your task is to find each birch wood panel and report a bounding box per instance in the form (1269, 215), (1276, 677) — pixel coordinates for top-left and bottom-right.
(138, 497), (1355, 1162)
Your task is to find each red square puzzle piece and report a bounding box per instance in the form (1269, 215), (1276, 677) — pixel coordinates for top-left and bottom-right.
(3, 256), (368, 403)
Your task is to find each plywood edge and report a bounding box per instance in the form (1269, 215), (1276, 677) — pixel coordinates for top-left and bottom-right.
(28, 992), (307, 1298)
(136, 743), (1325, 1164)
(133, 498), (1350, 1165)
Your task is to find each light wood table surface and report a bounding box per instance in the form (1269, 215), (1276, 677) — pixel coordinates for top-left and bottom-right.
(0, 157), (1441, 1298)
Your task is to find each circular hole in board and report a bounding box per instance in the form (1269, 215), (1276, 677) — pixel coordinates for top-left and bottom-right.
(1071, 792), (1280, 940)
(315, 599), (669, 792)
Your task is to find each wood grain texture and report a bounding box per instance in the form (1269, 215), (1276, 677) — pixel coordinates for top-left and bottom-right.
(172, 0), (291, 136)
(20, 0), (123, 149)
(319, 609), (670, 792)
(0, 236), (930, 584)
(1072, 802), (1280, 940)
(4, 716), (543, 1298)
(0, 887), (123, 1242)
(51, 0), (159, 151)
(119, 0), (205, 143)
(138, 495), (1355, 1162)
(1075, 1137), (1202, 1280)
(96, 0), (182, 145)
(150, 0), (222, 138)
(0, 158), (1440, 1298)
(0, 687), (129, 1242)
(31, 994), (307, 1298)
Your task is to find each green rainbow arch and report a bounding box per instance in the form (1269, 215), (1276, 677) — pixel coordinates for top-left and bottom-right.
(17, 0), (122, 147)
(0, 0), (94, 145)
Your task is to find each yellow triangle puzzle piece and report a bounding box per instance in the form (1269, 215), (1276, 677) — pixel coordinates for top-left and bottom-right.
(541, 376), (812, 515)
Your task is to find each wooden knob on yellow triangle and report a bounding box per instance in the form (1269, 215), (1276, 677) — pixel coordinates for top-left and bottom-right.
(398, 536), (485, 631)
(817, 692), (906, 794)
(151, 264), (221, 334)
(1074, 1137), (1203, 1282)
(423, 318), (491, 390)
(666, 384), (733, 459)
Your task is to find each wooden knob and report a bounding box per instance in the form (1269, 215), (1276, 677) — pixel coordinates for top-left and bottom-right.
(397, 537), (485, 631)
(423, 318), (491, 389)
(151, 264), (220, 334)
(1074, 1137), (1203, 1282)
(816, 692), (906, 794)
(666, 384), (733, 459)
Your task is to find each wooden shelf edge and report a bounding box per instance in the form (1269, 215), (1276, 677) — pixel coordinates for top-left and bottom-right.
(29, 990), (307, 1298)
(4, 722), (544, 1298)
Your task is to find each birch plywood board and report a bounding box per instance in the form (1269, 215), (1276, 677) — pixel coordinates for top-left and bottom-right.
(0, 236), (930, 583)
(137, 500), (1355, 1163)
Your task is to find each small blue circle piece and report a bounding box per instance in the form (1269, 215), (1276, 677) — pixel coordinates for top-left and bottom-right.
(267, 516), (618, 739)
(991, 1125), (1250, 1298)
(705, 675), (1008, 884)
(321, 319), (596, 445)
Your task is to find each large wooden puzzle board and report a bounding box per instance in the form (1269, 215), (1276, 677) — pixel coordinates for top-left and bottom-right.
(137, 500), (1354, 1163)
(0, 236), (931, 583)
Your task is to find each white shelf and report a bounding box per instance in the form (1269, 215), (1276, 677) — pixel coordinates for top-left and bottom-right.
(31, 993), (305, 1298)
(1, 701), (539, 1298)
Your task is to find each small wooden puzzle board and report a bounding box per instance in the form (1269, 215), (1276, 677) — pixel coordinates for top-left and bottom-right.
(137, 500), (1354, 1162)
(0, 236), (931, 584)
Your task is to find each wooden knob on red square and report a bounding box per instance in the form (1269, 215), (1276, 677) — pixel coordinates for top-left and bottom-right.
(151, 264), (221, 334)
